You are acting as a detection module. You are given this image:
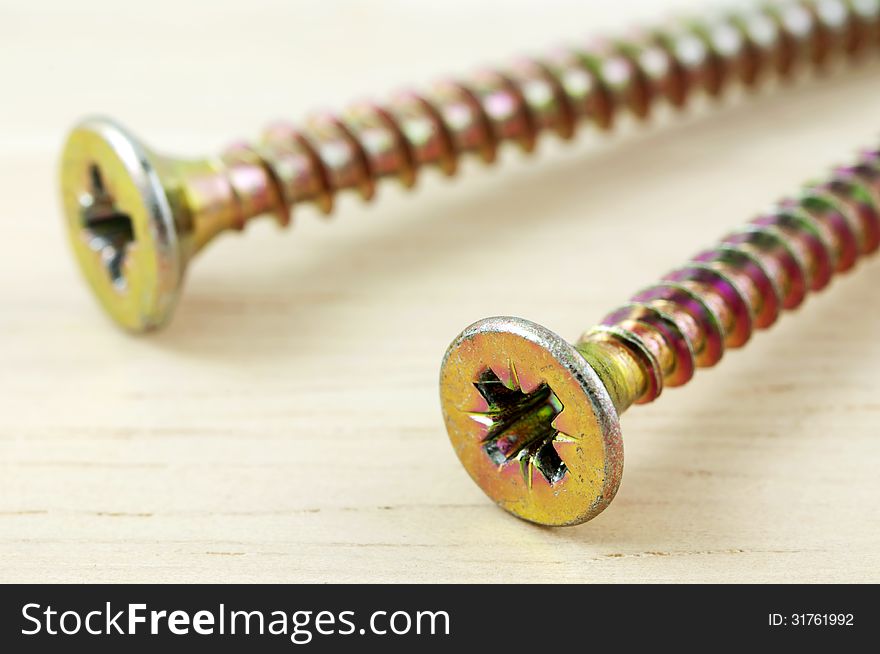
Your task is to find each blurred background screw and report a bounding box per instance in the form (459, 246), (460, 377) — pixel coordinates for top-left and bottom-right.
(60, 0), (880, 330)
(439, 144), (880, 526)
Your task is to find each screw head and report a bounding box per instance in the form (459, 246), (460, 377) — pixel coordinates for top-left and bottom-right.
(439, 316), (624, 526)
(60, 118), (182, 331)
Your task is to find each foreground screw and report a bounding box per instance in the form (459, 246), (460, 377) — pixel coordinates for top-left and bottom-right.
(439, 145), (880, 526)
(60, 1), (880, 331)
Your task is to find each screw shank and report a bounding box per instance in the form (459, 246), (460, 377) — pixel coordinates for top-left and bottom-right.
(577, 147), (880, 410)
(575, 336), (652, 414)
(183, 0), (880, 240)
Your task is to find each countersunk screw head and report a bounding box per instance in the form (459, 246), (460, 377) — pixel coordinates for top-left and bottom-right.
(439, 316), (623, 526)
(59, 118), (182, 331)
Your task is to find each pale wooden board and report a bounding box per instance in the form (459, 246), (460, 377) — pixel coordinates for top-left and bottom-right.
(1, 0), (878, 583)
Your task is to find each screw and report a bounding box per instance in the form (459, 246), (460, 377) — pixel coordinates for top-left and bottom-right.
(60, 1), (880, 331)
(439, 145), (880, 526)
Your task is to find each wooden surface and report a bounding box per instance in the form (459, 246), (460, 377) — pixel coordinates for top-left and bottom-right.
(1, 0), (879, 583)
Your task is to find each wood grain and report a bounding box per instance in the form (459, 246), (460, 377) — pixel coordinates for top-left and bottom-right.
(1, 0), (878, 583)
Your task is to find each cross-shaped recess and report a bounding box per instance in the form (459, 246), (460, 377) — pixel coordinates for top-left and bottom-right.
(469, 365), (569, 486)
(80, 164), (135, 289)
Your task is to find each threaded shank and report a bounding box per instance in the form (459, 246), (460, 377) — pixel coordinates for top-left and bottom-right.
(215, 0), (880, 227)
(577, 147), (880, 409)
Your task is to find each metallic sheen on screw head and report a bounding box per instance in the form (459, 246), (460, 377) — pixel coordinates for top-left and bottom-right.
(439, 317), (623, 526)
(60, 119), (183, 331)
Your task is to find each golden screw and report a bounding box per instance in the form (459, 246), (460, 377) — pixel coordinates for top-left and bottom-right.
(60, 0), (880, 330)
(439, 145), (880, 526)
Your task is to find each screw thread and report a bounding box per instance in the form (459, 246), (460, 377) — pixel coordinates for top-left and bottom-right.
(577, 147), (880, 410)
(213, 0), (880, 229)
